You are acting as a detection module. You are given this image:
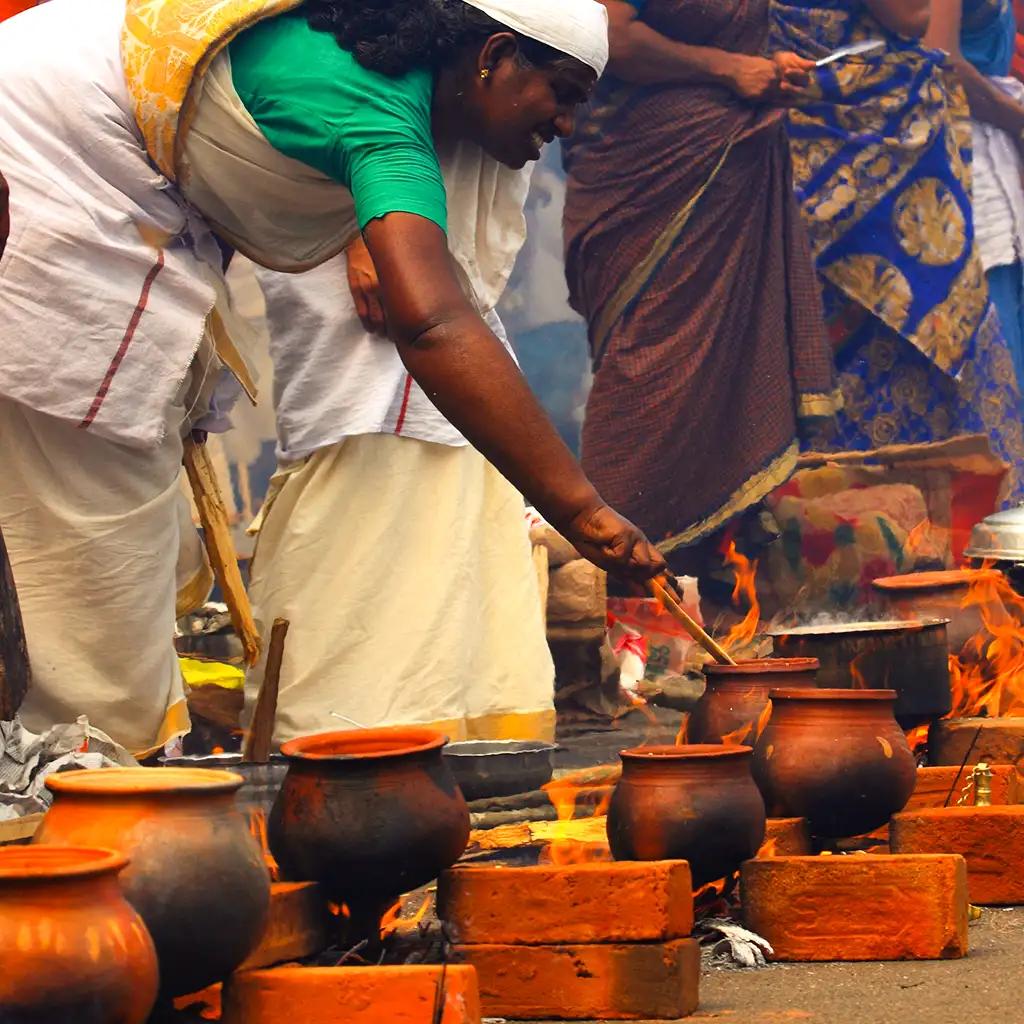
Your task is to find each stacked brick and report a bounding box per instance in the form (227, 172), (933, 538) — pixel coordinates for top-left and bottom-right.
(439, 860), (699, 1020)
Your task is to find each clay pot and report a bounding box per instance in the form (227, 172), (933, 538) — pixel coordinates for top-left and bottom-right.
(688, 658), (819, 744)
(606, 744), (766, 887)
(752, 688), (916, 838)
(0, 846), (158, 1023)
(872, 569), (996, 656)
(34, 767), (271, 998)
(270, 727), (470, 932)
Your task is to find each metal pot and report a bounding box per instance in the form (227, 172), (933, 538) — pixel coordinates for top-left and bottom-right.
(769, 619), (951, 728)
(443, 740), (555, 802)
(965, 504), (1024, 562)
(159, 753), (288, 818)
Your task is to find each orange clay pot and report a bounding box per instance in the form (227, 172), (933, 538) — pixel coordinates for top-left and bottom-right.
(33, 767), (270, 998)
(270, 727), (470, 933)
(752, 688), (917, 838)
(688, 658), (819, 744)
(606, 744), (766, 887)
(0, 846), (158, 1023)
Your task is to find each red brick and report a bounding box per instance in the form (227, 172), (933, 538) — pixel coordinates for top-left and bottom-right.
(238, 882), (332, 971)
(758, 818), (811, 857)
(439, 861), (693, 945)
(222, 966), (480, 1024)
(741, 855), (968, 961)
(455, 939), (699, 1021)
(891, 805), (1024, 904)
(929, 718), (1024, 766)
(905, 764), (1020, 810)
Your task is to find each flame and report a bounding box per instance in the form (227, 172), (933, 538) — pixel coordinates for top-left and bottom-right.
(721, 542), (761, 653)
(172, 987), (221, 1020)
(719, 700), (773, 748)
(541, 775), (613, 865)
(379, 892), (435, 941)
(905, 724), (929, 755)
(675, 715), (689, 746)
(248, 810), (280, 882)
(757, 836), (778, 858)
(946, 567), (1024, 719)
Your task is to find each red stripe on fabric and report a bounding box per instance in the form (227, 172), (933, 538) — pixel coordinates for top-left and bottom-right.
(79, 251), (165, 429)
(394, 373), (414, 435)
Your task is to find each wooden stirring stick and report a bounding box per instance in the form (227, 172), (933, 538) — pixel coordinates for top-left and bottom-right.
(648, 575), (737, 666)
(244, 618), (289, 763)
(183, 438), (261, 667)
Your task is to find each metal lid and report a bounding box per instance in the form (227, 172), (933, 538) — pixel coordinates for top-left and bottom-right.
(964, 503), (1024, 562)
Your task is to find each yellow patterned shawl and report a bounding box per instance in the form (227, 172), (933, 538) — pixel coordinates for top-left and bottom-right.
(122, 0), (302, 182)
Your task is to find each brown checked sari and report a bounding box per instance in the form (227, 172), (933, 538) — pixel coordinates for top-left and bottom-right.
(563, 0), (836, 554)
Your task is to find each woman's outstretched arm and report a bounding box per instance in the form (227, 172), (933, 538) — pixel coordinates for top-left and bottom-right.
(363, 212), (668, 581)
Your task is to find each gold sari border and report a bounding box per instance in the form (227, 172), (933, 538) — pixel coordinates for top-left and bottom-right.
(656, 441), (800, 555)
(798, 387), (844, 419)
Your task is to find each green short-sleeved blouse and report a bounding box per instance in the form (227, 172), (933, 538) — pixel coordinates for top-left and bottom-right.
(229, 12), (448, 233)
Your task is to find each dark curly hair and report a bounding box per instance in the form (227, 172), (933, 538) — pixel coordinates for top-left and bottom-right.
(301, 0), (568, 77)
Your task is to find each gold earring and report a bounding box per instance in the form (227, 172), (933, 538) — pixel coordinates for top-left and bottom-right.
(480, 68), (490, 79)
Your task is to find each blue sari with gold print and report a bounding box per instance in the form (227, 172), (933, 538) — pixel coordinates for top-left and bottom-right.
(772, 0), (1024, 499)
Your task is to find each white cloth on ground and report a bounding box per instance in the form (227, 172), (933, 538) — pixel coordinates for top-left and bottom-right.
(0, 717), (137, 821)
(970, 76), (1024, 273)
(245, 433), (555, 744)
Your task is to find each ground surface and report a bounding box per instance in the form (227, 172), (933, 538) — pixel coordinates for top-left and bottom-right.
(522, 907), (1024, 1024)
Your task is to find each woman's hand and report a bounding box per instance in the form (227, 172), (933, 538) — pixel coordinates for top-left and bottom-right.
(561, 502), (668, 582)
(726, 53), (812, 105)
(772, 52), (815, 100)
(345, 235), (387, 335)
(726, 54), (783, 103)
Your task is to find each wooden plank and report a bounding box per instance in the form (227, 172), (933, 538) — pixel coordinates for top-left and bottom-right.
(183, 439), (261, 667)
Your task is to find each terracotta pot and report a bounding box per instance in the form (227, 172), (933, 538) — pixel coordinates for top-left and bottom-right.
(34, 767), (270, 998)
(752, 688), (916, 838)
(769, 619), (951, 728)
(606, 744), (766, 887)
(872, 569), (996, 656)
(0, 846), (158, 1023)
(688, 658), (819, 744)
(270, 727), (470, 932)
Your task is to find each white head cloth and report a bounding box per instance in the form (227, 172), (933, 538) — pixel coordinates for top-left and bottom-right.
(460, 0), (609, 75)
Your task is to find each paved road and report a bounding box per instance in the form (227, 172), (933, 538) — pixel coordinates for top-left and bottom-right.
(696, 906), (1023, 1024)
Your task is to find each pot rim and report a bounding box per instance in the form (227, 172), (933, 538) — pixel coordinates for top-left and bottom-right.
(619, 743), (753, 761)
(704, 657), (819, 676)
(768, 619), (949, 638)
(45, 767), (244, 796)
(0, 846), (127, 880)
(872, 569), (1000, 593)
(769, 687), (898, 701)
(280, 726), (447, 761)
